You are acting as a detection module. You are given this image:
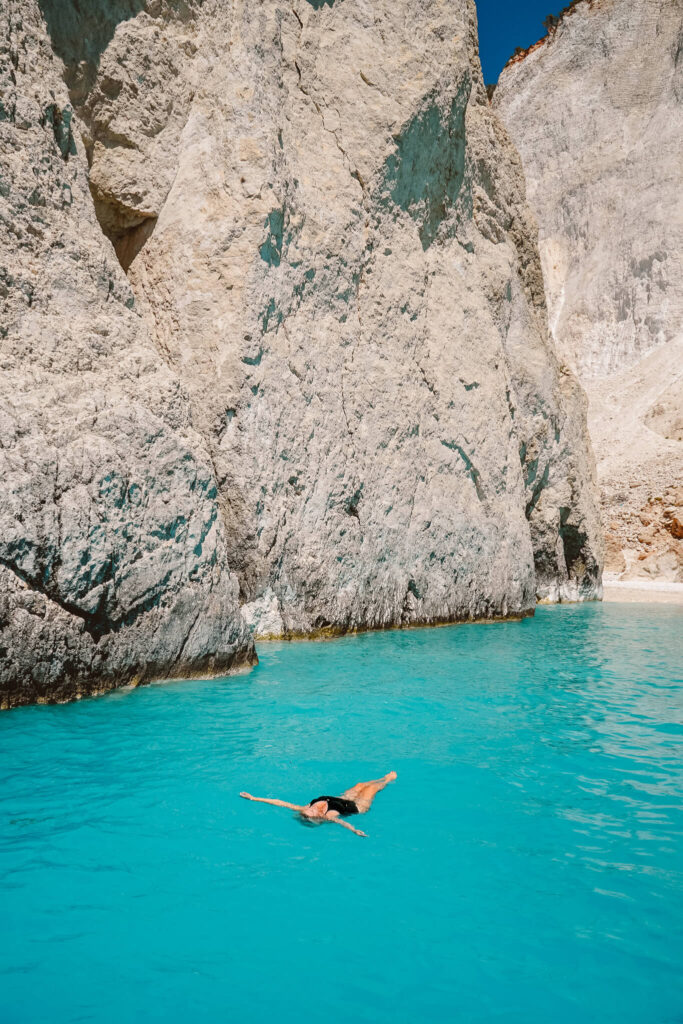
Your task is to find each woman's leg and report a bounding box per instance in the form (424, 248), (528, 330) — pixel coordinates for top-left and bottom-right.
(341, 772), (397, 812)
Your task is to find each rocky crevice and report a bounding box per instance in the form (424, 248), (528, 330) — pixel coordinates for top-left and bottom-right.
(36, 0), (201, 271)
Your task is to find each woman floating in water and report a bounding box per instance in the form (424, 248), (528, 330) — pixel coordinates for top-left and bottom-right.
(240, 771), (397, 838)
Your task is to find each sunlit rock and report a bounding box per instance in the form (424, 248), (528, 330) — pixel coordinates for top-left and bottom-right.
(495, 0), (682, 583)
(0, 0), (603, 706)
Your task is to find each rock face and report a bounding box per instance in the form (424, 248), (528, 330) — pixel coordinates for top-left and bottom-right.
(0, 0), (255, 707)
(495, 0), (682, 582)
(0, 0), (602, 707)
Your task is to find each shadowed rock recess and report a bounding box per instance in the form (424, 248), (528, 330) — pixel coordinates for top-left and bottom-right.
(0, 0), (602, 708)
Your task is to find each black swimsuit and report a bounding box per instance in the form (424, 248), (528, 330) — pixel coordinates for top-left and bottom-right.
(309, 795), (359, 817)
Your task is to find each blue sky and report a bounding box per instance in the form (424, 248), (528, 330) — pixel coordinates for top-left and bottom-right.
(475, 0), (559, 84)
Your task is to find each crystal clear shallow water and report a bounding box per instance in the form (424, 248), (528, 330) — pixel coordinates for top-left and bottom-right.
(1, 604), (682, 1024)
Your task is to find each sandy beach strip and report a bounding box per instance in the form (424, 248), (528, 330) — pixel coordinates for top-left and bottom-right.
(602, 578), (683, 605)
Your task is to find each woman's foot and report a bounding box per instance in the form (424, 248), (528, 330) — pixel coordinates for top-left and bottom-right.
(385, 771), (397, 782)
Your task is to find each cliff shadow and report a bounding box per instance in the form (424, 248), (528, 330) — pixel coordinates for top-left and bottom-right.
(37, 0), (147, 106)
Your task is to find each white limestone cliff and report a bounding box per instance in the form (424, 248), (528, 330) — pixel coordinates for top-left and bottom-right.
(0, 0), (603, 707)
(494, 0), (682, 583)
(0, 0), (255, 706)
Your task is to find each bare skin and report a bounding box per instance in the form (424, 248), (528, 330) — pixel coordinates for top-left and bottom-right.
(240, 771), (397, 838)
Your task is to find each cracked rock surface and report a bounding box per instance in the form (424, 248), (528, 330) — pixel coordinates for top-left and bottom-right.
(0, 0), (255, 707)
(1, 0), (602, 706)
(494, 0), (682, 582)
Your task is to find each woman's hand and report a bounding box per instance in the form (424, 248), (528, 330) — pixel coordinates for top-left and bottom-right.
(332, 817), (368, 837)
(239, 792), (253, 800)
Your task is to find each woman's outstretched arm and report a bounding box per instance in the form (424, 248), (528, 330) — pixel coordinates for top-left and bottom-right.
(330, 817), (368, 838)
(240, 792), (304, 811)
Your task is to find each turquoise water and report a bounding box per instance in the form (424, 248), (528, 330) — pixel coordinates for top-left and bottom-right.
(1, 603), (682, 1023)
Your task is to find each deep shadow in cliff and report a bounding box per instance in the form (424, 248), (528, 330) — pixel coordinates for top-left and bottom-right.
(38, 0), (147, 104)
